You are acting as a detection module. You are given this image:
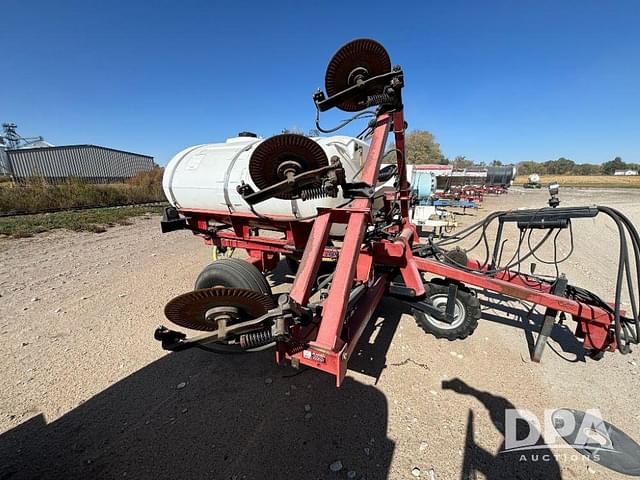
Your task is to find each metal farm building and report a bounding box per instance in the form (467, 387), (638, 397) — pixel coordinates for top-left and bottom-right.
(3, 145), (155, 184)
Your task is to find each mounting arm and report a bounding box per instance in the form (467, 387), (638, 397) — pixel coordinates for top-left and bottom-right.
(237, 159), (374, 205)
(314, 69), (404, 112)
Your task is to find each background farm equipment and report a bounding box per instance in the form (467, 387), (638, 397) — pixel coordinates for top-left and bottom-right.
(524, 173), (543, 189)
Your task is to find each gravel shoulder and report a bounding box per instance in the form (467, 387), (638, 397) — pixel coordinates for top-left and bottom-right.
(1, 189), (639, 480)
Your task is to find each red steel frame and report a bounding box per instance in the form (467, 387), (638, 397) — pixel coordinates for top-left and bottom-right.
(179, 110), (618, 386)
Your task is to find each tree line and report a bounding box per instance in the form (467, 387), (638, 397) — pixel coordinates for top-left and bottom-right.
(396, 130), (511, 168)
(285, 127), (632, 176)
(399, 130), (634, 175)
(517, 157), (637, 176)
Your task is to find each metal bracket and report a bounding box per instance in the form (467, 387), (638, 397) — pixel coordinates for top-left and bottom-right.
(342, 181), (374, 199)
(314, 69), (404, 112)
(532, 274), (568, 362)
(388, 282), (416, 299)
(445, 283), (458, 323)
(160, 207), (187, 233)
(403, 299), (455, 325)
(160, 207), (214, 237)
(238, 163), (345, 205)
(391, 281), (458, 324)
(154, 302), (293, 352)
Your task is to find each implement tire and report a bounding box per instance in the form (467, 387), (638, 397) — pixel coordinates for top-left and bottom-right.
(194, 258), (272, 296)
(413, 283), (480, 341)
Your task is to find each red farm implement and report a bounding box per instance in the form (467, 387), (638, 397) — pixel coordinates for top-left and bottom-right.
(156, 39), (639, 387)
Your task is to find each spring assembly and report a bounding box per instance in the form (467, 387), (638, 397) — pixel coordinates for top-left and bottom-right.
(366, 92), (395, 107)
(300, 186), (330, 201)
(240, 328), (273, 349)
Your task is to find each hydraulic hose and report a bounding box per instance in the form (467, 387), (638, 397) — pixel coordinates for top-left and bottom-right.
(596, 206), (640, 353)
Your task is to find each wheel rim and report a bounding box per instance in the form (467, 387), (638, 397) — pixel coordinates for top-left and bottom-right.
(424, 294), (466, 330)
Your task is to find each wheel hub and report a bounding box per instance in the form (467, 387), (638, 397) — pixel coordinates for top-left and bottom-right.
(426, 295), (465, 330)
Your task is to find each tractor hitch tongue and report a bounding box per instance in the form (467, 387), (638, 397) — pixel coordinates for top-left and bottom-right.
(156, 38), (640, 388)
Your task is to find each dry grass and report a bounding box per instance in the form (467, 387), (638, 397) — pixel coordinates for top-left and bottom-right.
(0, 168), (165, 215)
(516, 174), (640, 188)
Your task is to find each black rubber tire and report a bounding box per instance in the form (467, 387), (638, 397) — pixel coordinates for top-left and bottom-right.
(413, 282), (480, 341)
(194, 258), (272, 296)
(585, 348), (605, 361)
(193, 258), (272, 354)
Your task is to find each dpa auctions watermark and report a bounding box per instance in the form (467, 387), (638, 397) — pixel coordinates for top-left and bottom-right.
(502, 408), (615, 462)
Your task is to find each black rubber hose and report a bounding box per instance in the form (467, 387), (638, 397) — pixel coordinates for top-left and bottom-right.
(486, 228), (554, 275)
(603, 210), (639, 305)
(596, 207), (630, 351)
(526, 221), (574, 268)
(597, 206), (640, 350)
(603, 208), (627, 351)
(607, 208), (640, 320)
(435, 211), (505, 246)
(315, 109), (377, 134)
(431, 228), (554, 277)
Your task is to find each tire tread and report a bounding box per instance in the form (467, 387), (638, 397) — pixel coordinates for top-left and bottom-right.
(414, 283), (480, 341)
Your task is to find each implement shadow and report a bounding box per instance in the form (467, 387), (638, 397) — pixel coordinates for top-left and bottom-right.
(475, 289), (586, 362)
(348, 298), (404, 383)
(0, 347), (393, 479)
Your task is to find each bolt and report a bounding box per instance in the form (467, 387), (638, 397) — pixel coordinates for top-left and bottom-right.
(278, 294), (289, 306)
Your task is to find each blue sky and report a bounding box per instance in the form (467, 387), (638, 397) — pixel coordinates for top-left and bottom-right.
(3, 0), (638, 166)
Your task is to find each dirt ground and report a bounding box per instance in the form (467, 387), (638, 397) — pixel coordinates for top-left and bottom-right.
(1, 188), (639, 480)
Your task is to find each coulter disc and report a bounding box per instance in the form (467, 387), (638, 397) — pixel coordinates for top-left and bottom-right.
(164, 287), (275, 332)
(324, 38), (391, 112)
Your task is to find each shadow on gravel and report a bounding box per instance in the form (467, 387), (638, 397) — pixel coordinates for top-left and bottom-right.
(477, 290), (586, 362)
(348, 298), (403, 384)
(0, 303), (404, 480)
(443, 378), (562, 480)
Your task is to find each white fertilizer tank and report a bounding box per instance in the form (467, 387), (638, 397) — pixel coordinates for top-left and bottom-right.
(163, 134), (369, 219)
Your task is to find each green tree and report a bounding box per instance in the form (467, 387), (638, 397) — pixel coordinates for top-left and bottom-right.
(452, 155), (474, 168)
(403, 130), (445, 164)
(517, 161), (544, 175)
(544, 157), (575, 175)
(491, 160), (503, 166)
(573, 163), (602, 175)
(601, 156), (627, 175)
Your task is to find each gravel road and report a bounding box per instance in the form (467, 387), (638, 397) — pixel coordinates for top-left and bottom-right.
(1, 189), (639, 480)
